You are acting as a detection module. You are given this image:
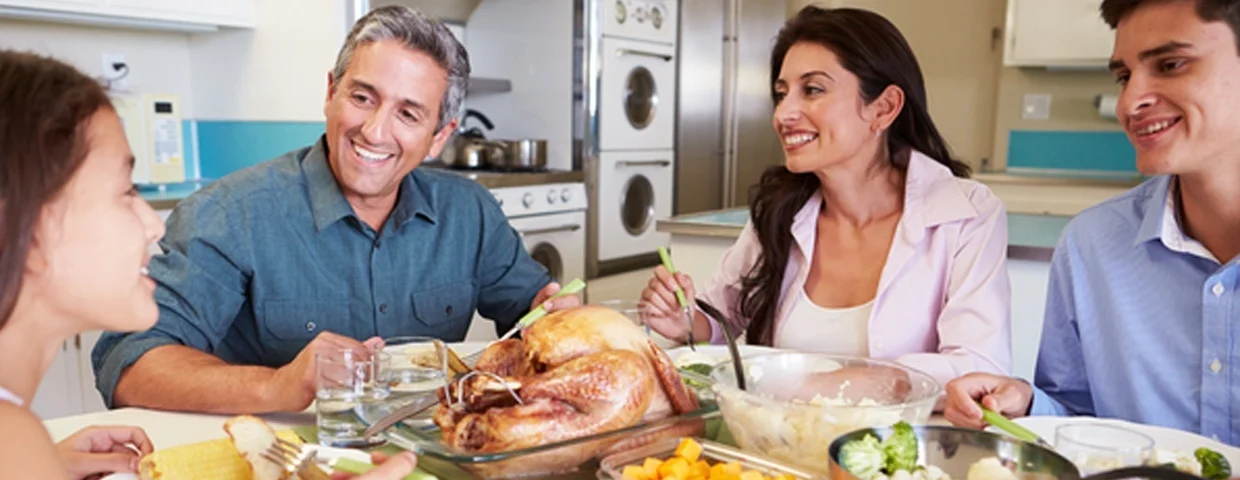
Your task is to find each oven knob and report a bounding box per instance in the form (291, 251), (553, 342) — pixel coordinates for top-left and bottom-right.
(546, 190), (558, 204)
(560, 188), (571, 202)
(522, 192), (535, 208)
(615, 0), (626, 23)
(635, 6), (646, 23)
(651, 6), (663, 29)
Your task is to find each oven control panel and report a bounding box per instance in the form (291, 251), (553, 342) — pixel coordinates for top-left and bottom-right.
(491, 182), (587, 218)
(604, 0), (677, 45)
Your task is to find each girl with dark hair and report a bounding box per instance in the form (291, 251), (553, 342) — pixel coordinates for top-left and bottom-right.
(0, 50), (428, 479)
(641, 6), (1012, 389)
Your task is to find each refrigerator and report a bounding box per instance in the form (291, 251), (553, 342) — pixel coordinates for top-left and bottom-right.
(676, 0), (789, 214)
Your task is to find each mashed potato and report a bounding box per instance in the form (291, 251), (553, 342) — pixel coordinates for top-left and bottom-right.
(870, 458), (1016, 480)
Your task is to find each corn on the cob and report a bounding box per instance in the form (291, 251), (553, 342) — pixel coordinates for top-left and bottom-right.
(137, 429), (301, 480)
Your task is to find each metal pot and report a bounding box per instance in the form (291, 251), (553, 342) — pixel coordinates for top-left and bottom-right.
(441, 109), (496, 168)
(493, 138), (547, 170)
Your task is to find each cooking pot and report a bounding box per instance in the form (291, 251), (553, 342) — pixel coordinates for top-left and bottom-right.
(441, 109), (496, 168)
(493, 138), (547, 170)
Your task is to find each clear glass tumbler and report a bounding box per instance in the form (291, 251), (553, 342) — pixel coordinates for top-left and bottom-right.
(315, 347), (390, 448)
(1054, 422), (1155, 475)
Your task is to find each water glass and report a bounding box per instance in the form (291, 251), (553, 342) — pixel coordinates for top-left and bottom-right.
(1054, 423), (1155, 474)
(379, 336), (449, 395)
(315, 347), (390, 448)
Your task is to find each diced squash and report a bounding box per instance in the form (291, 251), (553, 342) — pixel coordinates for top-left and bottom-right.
(675, 438), (704, 463)
(691, 460), (711, 477)
(643, 457), (663, 477)
(722, 462), (743, 475)
(738, 471), (765, 480)
(773, 475), (795, 480)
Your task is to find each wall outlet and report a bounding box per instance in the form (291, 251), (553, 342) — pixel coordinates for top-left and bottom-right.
(1022, 93), (1051, 120)
(100, 53), (127, 90)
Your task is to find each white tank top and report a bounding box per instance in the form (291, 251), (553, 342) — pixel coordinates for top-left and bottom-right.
(774, 289), (873, 355)
(0, 385), (22, 406)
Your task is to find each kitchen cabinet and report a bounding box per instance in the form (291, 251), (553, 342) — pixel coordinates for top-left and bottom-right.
(0, 0), (255, 31)
(32, 333), (106, 420)
(1004, 0), (1115, 68)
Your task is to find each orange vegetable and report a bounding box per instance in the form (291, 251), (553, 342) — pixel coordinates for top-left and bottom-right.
(618, 439), (796, 480)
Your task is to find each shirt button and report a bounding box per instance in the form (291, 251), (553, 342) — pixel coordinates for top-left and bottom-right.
(305, 321), (316, 331)
(445, 305), (454, 316)
(379, 304), (387, 314)
(1212, 283), (1225, 296)
(1210, 359), (1222, 374)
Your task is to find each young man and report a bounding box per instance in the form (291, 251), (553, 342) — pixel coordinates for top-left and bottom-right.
(92, 6), (578, 415)
(944, 0), (1240, 445)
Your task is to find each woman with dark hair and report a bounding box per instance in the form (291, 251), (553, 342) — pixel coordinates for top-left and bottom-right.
(641, 6), (1012, 389)
(0, 50), (419, 479)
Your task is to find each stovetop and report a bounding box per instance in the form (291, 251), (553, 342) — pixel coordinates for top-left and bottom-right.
(421, 162), (584, 190)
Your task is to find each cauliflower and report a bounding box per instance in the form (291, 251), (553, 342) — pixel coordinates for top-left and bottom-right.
(966, 457), (1018, 480)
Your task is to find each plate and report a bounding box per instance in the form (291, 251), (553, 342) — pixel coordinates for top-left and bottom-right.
(98, 445), (373, 480)
(988, 416), (1240, 468)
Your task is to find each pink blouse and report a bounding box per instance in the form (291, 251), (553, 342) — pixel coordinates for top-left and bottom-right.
(699, 151), (1013, 386)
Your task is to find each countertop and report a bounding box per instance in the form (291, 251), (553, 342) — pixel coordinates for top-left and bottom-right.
(138, 181), (209, 210)
(657, 207), (1070, 259)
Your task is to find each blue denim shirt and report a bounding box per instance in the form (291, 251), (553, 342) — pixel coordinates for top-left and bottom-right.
(1028, 175), (1240, 446)
(92, 136), (549, 407)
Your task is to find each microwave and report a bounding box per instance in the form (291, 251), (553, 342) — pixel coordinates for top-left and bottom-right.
(111, 93), (186, 185)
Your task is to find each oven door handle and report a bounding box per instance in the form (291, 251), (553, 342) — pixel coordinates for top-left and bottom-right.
(617, 48), (673, 62)
(517, 224), (583, 237)
(616, 160), (671, 168)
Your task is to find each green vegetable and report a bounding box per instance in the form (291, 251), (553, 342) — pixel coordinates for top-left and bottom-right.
(882, 421), (919, 473)
(1195, 447), (1231, 480)
(680, 363), (713, 377)
(841, 433), (885, 480)
(332, 457), (437, 480)
(678, 363), (714, 390)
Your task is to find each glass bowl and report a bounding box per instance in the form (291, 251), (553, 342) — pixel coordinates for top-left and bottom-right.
(710, 352), (941, 475)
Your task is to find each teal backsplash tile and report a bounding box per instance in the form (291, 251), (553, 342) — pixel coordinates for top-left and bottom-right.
(196, 120), (325, 180)
(1007, 130), (1136, 173)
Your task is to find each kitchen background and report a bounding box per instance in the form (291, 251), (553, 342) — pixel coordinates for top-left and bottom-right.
(2, 0), (1136, 419)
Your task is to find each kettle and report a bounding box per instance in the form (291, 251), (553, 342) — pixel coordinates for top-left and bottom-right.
(441, 109), (497, 168)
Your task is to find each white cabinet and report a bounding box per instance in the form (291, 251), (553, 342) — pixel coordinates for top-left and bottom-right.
(1004, 0), (1115, 68)
(0, 0), (255, 31)
(31, 334), (106, 420)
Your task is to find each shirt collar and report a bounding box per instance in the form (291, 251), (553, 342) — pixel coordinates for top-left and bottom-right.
(1138, 175), (1217, 262)
(304, 135), (437, 232)
(790, 150), (979, 249)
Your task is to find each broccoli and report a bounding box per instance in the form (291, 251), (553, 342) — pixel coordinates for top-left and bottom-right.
(1195, 447), (1231, 480)
(882, 420), (920, 473)
(841, 434), (886, 480)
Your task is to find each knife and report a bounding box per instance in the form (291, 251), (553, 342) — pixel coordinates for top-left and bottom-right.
(657, 247), (697, 351)
(361, 393), (442, 439)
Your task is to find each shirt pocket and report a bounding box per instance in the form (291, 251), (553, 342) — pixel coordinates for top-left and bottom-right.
(411, 281), (476, 338)
(260, 299), (351, 342)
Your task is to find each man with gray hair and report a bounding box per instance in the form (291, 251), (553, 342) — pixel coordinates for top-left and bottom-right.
(91, 6), (578, 414)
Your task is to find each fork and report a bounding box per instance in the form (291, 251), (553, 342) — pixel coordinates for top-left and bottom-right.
(261, 437), (333, 480)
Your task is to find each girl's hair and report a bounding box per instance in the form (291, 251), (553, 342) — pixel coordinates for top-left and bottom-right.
(736, 7), (970, 345)
(0, 50), (113, 326)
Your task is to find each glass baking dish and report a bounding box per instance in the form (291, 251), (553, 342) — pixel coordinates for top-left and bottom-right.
(596, 436), (824, 480)
(356, 370), (719, 479)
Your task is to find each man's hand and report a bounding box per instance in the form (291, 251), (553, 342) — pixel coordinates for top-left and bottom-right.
(943, 372), (1035, 429)
(268, 331), (383, 412)
(56, 425), (154, 480)
(530, 281), (582, 314)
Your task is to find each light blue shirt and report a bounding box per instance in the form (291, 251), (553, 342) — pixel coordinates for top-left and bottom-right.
(1029, 175), (1239, 446)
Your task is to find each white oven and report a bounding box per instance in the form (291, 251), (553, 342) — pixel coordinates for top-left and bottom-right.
(463, 182), (587, 342)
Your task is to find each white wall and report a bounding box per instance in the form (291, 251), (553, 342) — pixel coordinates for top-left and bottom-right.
(189, 0), (348, 121)
(0, 19), (196, 117)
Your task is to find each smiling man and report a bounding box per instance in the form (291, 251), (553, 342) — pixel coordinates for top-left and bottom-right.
(942, 0), (1240, 445)
(90, 6), (578, 414)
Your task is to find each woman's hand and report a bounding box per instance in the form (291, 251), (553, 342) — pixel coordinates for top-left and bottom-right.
(639, 265), (702, 342)
(55, 425), (153, 480)
(331, 451), (419, 480)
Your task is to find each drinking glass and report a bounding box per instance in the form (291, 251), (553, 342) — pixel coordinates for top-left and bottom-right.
(315, 347), (390, 448)
(1055, 423), (1155, 475)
